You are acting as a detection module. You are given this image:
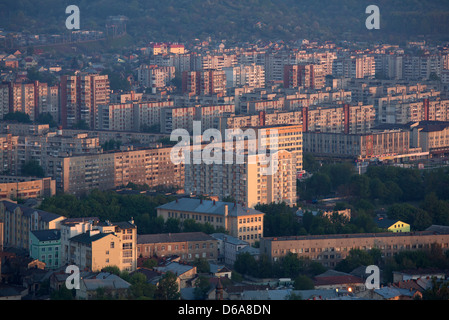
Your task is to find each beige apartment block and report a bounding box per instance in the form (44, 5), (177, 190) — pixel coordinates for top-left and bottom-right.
(303, 129), (410, 160)
(157, 198), (265, 244)
(0, 175), (55, 200)
(67, 219), (137, 272)
(137, 232), (218, 261)
(45, 145), (184, 195)
(185, 146), (297, 208)
(260, 230), (449, 268)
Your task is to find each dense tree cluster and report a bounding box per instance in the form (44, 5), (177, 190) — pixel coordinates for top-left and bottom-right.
(299, 156), (449, 232)
(2, 0), (449, 44)
(234, 252), (326, 290)
(38, 190), (226, 235)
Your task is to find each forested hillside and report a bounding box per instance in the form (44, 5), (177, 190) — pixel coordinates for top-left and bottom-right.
(1, 0), (449, 43)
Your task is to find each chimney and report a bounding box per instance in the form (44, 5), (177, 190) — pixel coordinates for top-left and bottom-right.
(224, 205), (228, 216)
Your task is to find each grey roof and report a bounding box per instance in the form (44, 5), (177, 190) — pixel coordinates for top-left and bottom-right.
(211, 233), (248, 246)
(1, 200), (64, 222)
(137, 232), (215, 244)
(374, 286), (416, 299)
(61, 217), (100, 225)
(30, 229), (60, 242)
(154, 261), (194, 276)
(69, 232), (111, 244)
(157, 198), (264, 217)
(374, 217), (399, 229)
(82, 273), (131, 290)
(426, 225), (449, 233)
(238, 246), (259, 256)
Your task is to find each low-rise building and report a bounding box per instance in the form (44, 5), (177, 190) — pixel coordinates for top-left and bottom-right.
(157, 198), (265, 245)
(29, 229), (61, 269)
(137, 232), (218, 262)
(260, 230), (449, 268)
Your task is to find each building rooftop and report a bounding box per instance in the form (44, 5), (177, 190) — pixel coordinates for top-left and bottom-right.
(263, 229), (449, 242)
(154, 261), (195, 276)
(137, 232), (215, 244)
(30, 229), (60, 242)
(69, 231), (111, 244)
(157, 198), (264, 217)
(1, 200), (64, 223)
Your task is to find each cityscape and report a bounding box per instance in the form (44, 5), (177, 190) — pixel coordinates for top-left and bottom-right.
(2, 0), (449, 306)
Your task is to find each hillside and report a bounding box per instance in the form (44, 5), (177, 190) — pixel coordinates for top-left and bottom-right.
(1, 0), (449, 43)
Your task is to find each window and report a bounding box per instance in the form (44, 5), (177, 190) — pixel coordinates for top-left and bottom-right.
(110, 242), (115, 249)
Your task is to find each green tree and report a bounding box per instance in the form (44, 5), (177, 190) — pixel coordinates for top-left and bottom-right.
(129, 272), (156, 300)
(279, 252), (302, 278)
(4, 111), (31, 123)
(36, 112), (57, 127)
(50, 286), (75, 300)
(193, 258), (210, 274)
(154, 271), (180, 300)
(21, 160), (45, 177)
(234, 252), (257, 276)
(293, 275), (315, 290)
(193, 276), (211, 300)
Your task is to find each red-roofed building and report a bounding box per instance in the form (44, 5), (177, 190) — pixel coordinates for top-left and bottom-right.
(313, 270), (365, 292)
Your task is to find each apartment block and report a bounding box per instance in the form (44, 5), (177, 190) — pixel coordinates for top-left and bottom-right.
(8, 82), (37, 121)
(283, 64), (325, 90)
(191, 53), (237, 71)
(97, 103), (134, 131)
(195, 104), (235, 131)
(260, 230), (449, 267)
(217, 110), (303, 134)
(60, 74), (110, 129)
(0, 134), (19, 175)
(403, 54), (447, 80)
(137, 65), (175, 92)
(253, 124), (303, 172)
(0, 200), (65, 250)
(223, 64), (265, 89)
(411, 121), (449, 156)
(160, 106), (196, 133)
(0, 175), (55, 200)
(0, 84), (10, 120)
(157, 198), (265, 244)
(303, 129), (410, 160)
(185, 143), (297, 208)
(97, 100), (174, 132)
(333, 55), (375, 79)
(137, 232), (218, 262)
(304, 104), (376, 134)
(45, 145), (184, 195)
(182, 70), (226, 96)
(67, 220), (137, 272)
